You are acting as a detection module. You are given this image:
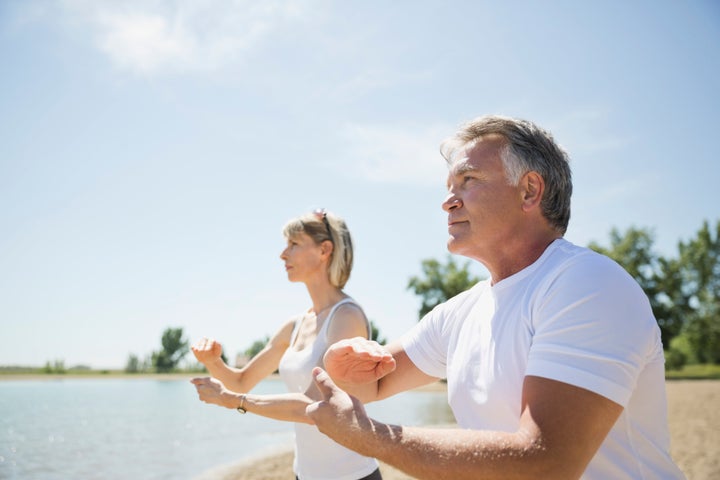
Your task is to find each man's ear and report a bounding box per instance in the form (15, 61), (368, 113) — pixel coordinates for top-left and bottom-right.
(521, 171), (544, 211)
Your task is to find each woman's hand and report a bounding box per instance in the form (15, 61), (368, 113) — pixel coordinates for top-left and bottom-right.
(191, 337), (224, 365)
(190, 377), (238, 409)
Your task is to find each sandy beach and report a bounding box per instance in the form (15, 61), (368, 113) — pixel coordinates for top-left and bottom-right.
(195, 380), (719, 480)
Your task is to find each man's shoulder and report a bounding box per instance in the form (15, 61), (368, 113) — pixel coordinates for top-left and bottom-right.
(542, 239), (628, 278)
(428, 280), (490, 320)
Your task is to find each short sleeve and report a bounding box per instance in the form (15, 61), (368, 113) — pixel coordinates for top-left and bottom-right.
(400, 286), (483, 379)
(525, 255), (660, 407)
(400, 310), (448, 379)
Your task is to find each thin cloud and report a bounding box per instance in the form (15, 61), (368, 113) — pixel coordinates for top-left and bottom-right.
(550, 108), (632, 155)
(338, 123), (453, 186)
(55, 0), (309, 76)
(326, 68), (434, 103)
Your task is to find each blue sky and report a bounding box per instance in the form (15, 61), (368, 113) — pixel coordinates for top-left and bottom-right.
(1, 0), (718, 369)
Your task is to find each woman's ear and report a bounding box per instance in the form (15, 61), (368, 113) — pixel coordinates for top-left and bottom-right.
(320, 239), (334, 258)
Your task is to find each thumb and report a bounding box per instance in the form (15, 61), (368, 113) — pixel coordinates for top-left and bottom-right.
(312, 367), (340, 400)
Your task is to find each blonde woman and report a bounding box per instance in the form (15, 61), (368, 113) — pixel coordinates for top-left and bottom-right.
(191, 209), (384, 480)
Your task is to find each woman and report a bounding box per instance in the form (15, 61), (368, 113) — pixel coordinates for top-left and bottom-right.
(191, 209), (383, 480)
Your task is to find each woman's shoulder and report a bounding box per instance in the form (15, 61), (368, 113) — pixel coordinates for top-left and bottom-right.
(326, 297), (370, 340)
(333, 297), (364, 313)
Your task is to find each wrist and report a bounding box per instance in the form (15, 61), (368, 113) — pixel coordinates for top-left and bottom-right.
(210, 357), (226, 368)
(235, 393), (248, 414)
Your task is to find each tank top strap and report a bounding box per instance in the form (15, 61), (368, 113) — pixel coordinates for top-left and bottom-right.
(320, 297), (370, 340)
(287, 313), (305, 346)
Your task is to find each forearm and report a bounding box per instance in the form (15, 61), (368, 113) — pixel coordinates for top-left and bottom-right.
(216, 391), (314, 424)
(203, 358), (246, 391)
(243, 393), (314, 424)
(338, 423), (567, 480)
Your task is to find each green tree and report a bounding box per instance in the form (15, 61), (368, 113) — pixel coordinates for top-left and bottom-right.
(245, 336), (270, 358)
(369, 319), (387, 345)
(125, 353), (141, 373)
(55, 359), (66, 373)
(152, 327), (190, 373)
(407, 255), (483, 319)
(42, 359), (66, 374)
(675, 220), (720, 363)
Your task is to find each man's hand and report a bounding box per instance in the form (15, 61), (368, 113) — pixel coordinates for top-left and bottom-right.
(323, 337), (396, 385)
(191, 337), (223, 365)
(190, 377), (236, 409)
(306, 367), (372, 451)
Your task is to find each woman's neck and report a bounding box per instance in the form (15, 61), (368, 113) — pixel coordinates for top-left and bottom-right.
(305, 282), (346, 316)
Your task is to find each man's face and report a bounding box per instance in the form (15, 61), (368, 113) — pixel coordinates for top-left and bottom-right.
(443, 135), (525, 261)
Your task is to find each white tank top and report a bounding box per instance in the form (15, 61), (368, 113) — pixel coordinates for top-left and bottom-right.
(278, 298), (378, 480)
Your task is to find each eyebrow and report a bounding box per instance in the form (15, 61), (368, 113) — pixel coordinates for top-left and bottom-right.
(448, 157), (480, 180)
(446, 159), (477, 188)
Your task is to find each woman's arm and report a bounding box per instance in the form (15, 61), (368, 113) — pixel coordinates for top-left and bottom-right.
(190, 377), (315, 424)
(192, 303), (393, 424)
(191, 319), (296, 393)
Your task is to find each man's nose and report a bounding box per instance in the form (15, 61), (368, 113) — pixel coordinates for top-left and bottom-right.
(442, 192), (462, 212)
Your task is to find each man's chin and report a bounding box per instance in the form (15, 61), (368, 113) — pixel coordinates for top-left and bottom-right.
(446, 238), (464, 254)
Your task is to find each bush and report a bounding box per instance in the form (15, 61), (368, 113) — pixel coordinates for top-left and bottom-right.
(664, 348), (687, 371)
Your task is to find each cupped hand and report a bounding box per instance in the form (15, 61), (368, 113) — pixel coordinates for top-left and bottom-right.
(323, 337), (396, 385)
(191, 337), (223, 365)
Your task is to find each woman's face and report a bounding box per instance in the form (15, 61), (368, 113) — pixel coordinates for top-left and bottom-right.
(280, 232), (327, 283)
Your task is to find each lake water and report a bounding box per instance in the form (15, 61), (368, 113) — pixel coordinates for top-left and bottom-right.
(0, 377), (454, 479)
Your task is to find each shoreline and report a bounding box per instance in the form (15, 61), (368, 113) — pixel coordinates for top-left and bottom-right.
(0, 373), (449, 392)
(0, 372), (200, 381)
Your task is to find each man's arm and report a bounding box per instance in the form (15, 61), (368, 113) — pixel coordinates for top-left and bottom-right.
(307, 370), (623, 480)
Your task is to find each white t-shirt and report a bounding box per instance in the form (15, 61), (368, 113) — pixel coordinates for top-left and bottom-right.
(401, 239), (685, 479)
(279, 298), (379, 480)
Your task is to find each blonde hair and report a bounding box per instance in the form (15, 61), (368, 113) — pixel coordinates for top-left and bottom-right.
(282, 211), (354, 289)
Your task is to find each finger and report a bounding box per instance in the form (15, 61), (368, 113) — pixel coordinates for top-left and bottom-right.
(312, 367), (341, 400)
(329, 338), (385, 359)
(377, 357), (397, 377)
(346, 338), (390, 358)
(327, 340), (358, 356)
(190, 377), (210, 385)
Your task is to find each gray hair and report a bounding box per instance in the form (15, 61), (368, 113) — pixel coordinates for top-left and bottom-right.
(282, 211), (354, 289)
(440, 115), (572, 235)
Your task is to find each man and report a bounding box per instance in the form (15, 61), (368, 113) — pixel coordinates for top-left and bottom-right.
(306, 116), (685, 479)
